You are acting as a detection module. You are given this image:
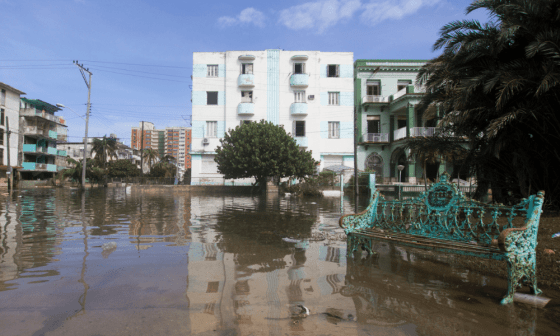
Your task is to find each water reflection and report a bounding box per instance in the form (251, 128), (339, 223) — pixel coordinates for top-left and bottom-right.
(0, 189), (557, 335)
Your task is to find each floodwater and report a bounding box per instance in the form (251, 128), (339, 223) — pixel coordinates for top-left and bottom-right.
(0, 188), (559, 336)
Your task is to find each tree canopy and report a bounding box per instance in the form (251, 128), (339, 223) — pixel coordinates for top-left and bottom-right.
(215, 120), (317, 185)
(62, 157), (104, 185)
(417, 0), (560, 205)
(91, 137), (118, 166)
(107, 159), (140, 178)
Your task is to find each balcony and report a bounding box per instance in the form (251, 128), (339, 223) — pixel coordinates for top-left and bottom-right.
(362, 133), (389, 143)
(294, 137), (308, 147)
(48, 130), (58, 139)
(290, 103), (308, 115)
(290, 74), (309, 87)
(238, 74), (255, 87)
(47, 164), (57, 172)
(23, 126), (45, 137)
(411, 127), (436, 137)
(22, 162), (36, 170)
(394, 127), (407, 141)
(57, 150), (67, 156)
(23, 144), (37, 153)
(20, 108), (66, 125)
(363, 95), (389, 104)
(22, 162), (49, 171)
(237, 103), (254, 115)
(47, 147), (57, 155)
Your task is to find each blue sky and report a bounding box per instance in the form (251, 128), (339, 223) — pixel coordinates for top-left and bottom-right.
(0, 0), (488, 146)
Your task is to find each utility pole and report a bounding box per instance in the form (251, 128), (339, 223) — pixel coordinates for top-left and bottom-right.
(103, 135), (107, 187)
(140, 121), (144, 179)
(6, 117), (12, 191)
(74, 61), (92, 189)
(354, 106), (358, 197)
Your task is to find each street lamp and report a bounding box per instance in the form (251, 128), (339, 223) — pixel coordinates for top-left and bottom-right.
(56, 103), (88, 188)
(397, 165), (405, 184)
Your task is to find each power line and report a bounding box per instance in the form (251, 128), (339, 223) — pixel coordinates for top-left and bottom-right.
(88, 68), (190, 83)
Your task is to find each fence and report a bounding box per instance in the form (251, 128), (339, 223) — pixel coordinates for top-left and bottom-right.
(109, 177), (178, 185)
(346, 182), (477, 200)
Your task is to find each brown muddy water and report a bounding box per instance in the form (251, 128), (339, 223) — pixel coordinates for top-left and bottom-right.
(0, 188), (559, 336)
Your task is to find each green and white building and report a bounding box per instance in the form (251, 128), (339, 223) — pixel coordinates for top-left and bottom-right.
(355, 59), (458, 184)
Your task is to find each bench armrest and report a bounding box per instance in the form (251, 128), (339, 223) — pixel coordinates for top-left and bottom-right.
(339, 191), (379, 234)
(498, 191), (545, 253)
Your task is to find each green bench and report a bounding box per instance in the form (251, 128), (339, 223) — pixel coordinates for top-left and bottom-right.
(339, 173), (545, 304)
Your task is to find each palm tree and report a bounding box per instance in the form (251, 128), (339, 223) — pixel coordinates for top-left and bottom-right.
(142, 148), (159, 172)
(91, 136), (118, 166)
(417, 0), (560, 203)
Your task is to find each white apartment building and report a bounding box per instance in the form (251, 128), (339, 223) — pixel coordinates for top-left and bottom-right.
(191, 50), (354, 185)
(0, 82), (24, 185)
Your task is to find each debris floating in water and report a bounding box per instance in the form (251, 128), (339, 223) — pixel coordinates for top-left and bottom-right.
(552, 232), (560, 238)
(102, 242), (117, 250)
(282, 237), (301, 243)
(513, 293), (551, 308)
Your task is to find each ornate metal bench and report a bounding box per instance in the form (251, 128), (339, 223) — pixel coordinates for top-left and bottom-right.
(339, 173), (545, 304)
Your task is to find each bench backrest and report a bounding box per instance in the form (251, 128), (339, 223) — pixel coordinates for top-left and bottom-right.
(370, 173), (542, 246)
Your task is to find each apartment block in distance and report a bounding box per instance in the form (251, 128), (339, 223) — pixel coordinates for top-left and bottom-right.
(191, 50), (354, 185)
(131, 122), (192, 174)
(355, 59), (466, 184)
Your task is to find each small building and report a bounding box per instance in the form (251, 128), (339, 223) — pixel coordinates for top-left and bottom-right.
(0, 82), (25, 186)
(19, 98), (68, 181)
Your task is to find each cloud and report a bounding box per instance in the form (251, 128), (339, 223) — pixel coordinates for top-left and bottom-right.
(278, 0), (361, 33)
(361, 0), (441, 23)
(218, 7), (266, 28)
(278, 0), (441, 33)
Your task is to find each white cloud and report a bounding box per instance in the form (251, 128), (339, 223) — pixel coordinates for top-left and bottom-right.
(218, 7), (266, 28)
(278, 0), (361, 33)
(278, 0), (440, 33)
(361, 0), (441, 24)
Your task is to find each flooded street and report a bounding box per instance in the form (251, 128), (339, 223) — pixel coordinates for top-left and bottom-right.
(0, 188), (559, 336)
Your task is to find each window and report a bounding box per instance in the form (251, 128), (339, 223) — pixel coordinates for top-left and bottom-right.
(294, 120), (305, 137)
(0, 148), (3, 165)
(0, 109), (4, 126)
(294, 91), (306, 103)
(202, 155), (218, 174)
(207, 65), (218, 77)
(240, 120), (251, 126)
(367, 115), (381, 133)
(397, 80), (412, 91)
(241, 91), (253, 103)
(0, 129), (3, 145)
(0, 89), (5, 106)
(206, 281), (219, 293)
(294, 63), (306, 74)
(328, 92), (339, 105)
(241, 63), (253, 75)
(327, 64), (339, 77)
(206, 121), (217, 137)
(367, 81), (380, 95)
(328, 122), (340, 139)
(207, 92), (218, 105)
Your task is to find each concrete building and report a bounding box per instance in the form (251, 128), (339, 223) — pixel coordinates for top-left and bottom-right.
(19, 98), (68, 180)
(191, 50), (354, 185)
(0, 82), (25, 186)
(131, 122), (192, 175)
(58, 135), (140, 169)
(355, 59), (459, 184)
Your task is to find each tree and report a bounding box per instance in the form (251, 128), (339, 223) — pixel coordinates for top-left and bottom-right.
(91, 136), (118, 166)
(148, 161), (176, 178)
(107, 159), (140, 178)
(417, 0), (560, 204)
(142, 148), (159, 171)
(62, 157), (104, 185)
(183, 168), (191, 185)
(215, 120), (317, 186)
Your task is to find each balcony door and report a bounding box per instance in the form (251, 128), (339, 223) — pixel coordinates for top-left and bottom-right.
(367, 115), (380, 134)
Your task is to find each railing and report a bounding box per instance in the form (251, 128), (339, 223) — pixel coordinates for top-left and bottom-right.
(362, 133), (389, 142)
(394, 127), (407, 140)
(293, 136), (308, 147)
(411, 127), (436, 137)
(48, 130), (58, 139)
(46, 164), (57, 172)
(362, 95), (389, 104)
(290, 103), (308, 115)
(20, 108), (66, 125)
(47, 147), (57, 155)
(289, 74), (309, 87)
(393, 87), (407, 100)
(57, 150), (67, 156)
(237, 74), (255, 87)
(237, 103), (254, 115)
(23, 144), (37, 153)
(22, 162), (36, 170)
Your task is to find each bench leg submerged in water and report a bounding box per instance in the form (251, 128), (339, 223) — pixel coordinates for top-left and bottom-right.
(502, 253), (541, 305)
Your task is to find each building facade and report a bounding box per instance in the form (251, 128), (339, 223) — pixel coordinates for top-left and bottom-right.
(19, 98), (68, 180)
(191, 50), (354, 185)
(131, 122), (192, 175)
(0, 82), (25, 185)
(355, 59), (457, 184)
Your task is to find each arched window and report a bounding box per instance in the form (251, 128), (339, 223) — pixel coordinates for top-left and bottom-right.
(365, 152), (383, 176)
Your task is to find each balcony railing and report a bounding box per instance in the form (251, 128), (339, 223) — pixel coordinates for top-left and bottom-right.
(293, 136), (308, 147)
(290, 74), (309, 87)
(237, 74), (255, 87)
(20, 108), (66, 125)
(290, 103), (308, 115)
(47, 164), (57, 172)
(394, 127), (407, 140)
(23, 144), (37, 153)
(363, 95), (389, 104)
(237, 103), (254, 115)
(47, 147), (57, 155)
(393, 88), (407, 100)
(411, 127), (436, 137)
(362, 133), (389, 142)
(48, 130), (58, 139)
(57, 150), (67, 156)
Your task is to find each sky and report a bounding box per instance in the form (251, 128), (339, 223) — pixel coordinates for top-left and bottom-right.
(0, 0), (490, 146)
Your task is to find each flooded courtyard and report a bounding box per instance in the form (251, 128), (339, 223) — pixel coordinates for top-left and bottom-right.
(0, 188), (559, 336)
